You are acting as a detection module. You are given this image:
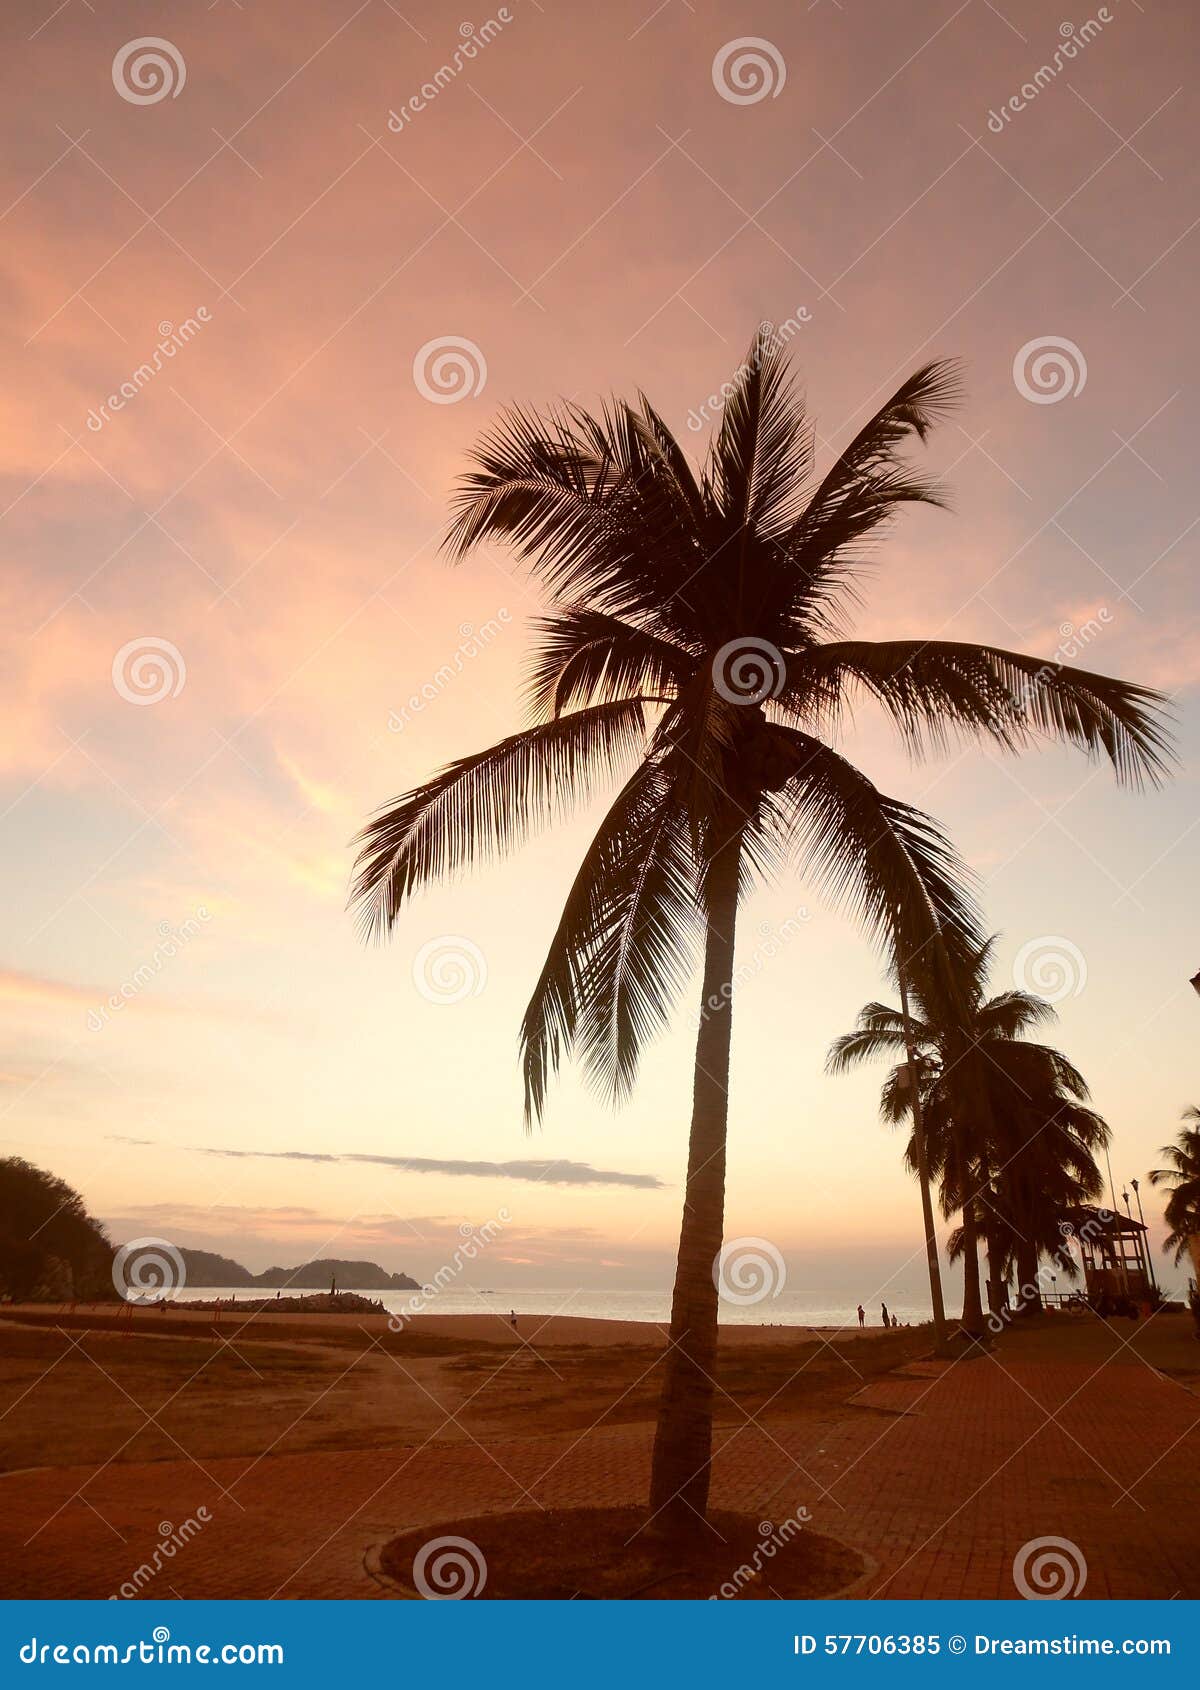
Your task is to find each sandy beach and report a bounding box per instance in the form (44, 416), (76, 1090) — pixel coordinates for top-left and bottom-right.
(0, 1301), (1197, 1599)
(3, 1302), (904, 1348)
(0, 1301), (925, 1483)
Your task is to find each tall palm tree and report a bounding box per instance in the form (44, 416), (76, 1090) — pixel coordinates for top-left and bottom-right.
(828, 937), (1108, 1326)
(1149, 1110), (1200, 1275)
(351, 330), (1169, 1533)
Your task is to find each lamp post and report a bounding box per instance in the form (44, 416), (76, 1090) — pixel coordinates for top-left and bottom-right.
(1130, 1177), (1158, 1293)
(1124, 1187), (1151, 1297)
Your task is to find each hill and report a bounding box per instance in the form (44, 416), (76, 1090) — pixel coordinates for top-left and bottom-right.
(178, 1249), (418, 1291)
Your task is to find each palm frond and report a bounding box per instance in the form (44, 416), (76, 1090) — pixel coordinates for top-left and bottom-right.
(825, 1026), (910, 1075)
(524, 609), (689, 719)
(990, 1040), (1090, 1103)
(520, 758), (703, 1120)
(794, 638), (1173, 786)
(444, 401), (703, 642)
(349, 699), (647, 939)
(760, 728), (984, 974)
(777, 362), (960, 631)
(710, 326), (814, 540)
(975, 989), (1057, 1039)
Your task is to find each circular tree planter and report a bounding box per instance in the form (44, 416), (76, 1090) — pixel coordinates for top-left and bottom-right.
(369, 1506), (866, 1600)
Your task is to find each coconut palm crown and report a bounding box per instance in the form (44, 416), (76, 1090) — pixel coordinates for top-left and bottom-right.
(351, 329), (1170, 1529)
(1149, 1109), (1200, 1266)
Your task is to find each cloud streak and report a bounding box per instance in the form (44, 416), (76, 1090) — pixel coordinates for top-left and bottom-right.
(191, 1145), (664, 1190)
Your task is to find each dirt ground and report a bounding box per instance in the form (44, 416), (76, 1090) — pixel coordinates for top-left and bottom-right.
(2, 1303), (1191, 1482)
(0, 1306), (925, 1473)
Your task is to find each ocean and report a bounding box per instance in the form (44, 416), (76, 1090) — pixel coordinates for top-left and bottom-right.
(183, 1285), (932, 1328)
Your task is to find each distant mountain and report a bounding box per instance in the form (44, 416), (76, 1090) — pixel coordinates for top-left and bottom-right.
(178, 1249), (418, 1292)
(176, 1248), (255, 1286)
(253, 1258), (419, 1291)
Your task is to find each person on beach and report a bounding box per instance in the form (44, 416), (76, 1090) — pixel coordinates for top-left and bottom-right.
(510, 1309), (518, 1330)
(881, 1301), (889, 1328)
(856, 1304), (865, 1329)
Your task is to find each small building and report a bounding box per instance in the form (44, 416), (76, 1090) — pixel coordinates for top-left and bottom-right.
(1061, 1205), (1153, 1306)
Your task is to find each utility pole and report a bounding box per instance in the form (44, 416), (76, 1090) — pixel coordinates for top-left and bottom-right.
(1130, 1177), (1158, 1293)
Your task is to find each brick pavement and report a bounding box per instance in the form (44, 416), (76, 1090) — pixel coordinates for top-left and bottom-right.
(1, 1349), (1196, 1600)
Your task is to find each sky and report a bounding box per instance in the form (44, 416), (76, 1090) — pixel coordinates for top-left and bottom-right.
(2, 0), (1197, 1306)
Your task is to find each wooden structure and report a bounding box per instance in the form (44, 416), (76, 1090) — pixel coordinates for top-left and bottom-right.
(1062, 1204), (1153, 1305)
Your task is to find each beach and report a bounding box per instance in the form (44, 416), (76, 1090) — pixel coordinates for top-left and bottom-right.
(0, 1302), (917, 1477)
(1, 1301), (1198, 1598)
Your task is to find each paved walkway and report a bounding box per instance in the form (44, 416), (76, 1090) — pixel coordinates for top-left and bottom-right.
(2, 1349), (1197, 1599)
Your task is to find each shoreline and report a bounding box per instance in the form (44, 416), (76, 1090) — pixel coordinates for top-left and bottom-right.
(1, 1302), (918, 1347)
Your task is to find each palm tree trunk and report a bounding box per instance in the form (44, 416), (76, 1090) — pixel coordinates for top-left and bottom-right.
(959, 1200), (986, 1336)
(1015, 1239), (1042, 1314)
(648, 834), (740, 1534)
(897, 960), (948, 1349)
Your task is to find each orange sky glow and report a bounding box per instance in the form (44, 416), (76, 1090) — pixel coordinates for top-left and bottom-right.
(2, 0), (1197, 1305)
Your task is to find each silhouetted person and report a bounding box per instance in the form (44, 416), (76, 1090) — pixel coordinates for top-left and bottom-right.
(510, 1309), (518, 1331)
(856, 1304), (865, 1329)
(880, 1301), (889, 1329)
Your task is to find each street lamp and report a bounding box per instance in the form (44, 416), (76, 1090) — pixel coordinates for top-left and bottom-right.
(1130, 1177), (1158, 1293)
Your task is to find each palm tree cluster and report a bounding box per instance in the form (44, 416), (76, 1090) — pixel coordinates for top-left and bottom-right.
(828, 937), (1110, 1329)
(1150, 1110), (1200, 1274)
(352, 329), (1171, 1535)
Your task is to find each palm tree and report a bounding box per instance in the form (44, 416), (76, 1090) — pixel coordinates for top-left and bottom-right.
(828, 937), (1109, 1326)
(1149, 1110), (1200, 1275)
(981, 1045), (1108, 1309)
(351, 330), (1169, 1534)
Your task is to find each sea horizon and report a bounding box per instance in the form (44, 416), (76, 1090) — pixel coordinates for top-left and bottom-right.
(179, 1284), (934, 1327)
